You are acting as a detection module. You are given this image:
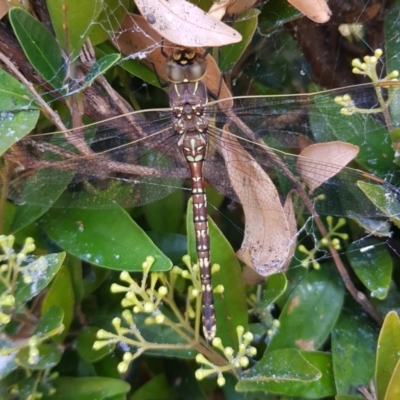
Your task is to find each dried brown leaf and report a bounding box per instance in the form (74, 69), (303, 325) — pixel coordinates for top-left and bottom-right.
(133, 0), (242, 47)
(0, 0), (11, 20)
(112, 14), (232, 101)
(296, 141), (359, 192)
(227, 0), (257, 15)
(221, 126), (295, 276)
(288, 0), (331, 23)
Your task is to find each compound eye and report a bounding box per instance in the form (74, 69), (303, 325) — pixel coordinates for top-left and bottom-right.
(165, 61), (185, 83)
(186, 57), (207, 81)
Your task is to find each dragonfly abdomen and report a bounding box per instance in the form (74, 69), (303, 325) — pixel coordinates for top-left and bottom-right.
(180, 131), (216, 341)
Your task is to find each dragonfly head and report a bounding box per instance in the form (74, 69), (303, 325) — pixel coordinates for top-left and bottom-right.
(165, 48), (207, 84)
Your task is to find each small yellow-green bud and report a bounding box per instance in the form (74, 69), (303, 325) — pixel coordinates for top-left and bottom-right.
(0, 312), (11, 324)
(182, 254), (191, 267)
(224, 347), (234, 358)
(112, 318), (121, 331)
(1, 295), (15, 306)
(248, 347), (257, 356)
(267, 329), (273, 336)
(23, 274), (32, 284)
(320, 238), (329, 246)
(312, 261), (321, 270)
(238, 343), (246, 353)
(144, 316), (155, 325)
(351, 58), (362, 68)
(240, 356), (249, 368)
(298, 245), (308, 254)
(272, 319), (281, 328)
(212, 337), (222, 348)
(155, 314), (165, 324)
(243, 331), (253, 343)
(118, 361), (129, 374)
(93, 340), (110, 350)
(123, 352), (133, 362)
(96, 329), (114, 339)
(121, 298), (133, 308)
(181, 270), (190, 279)
(191, 288), (200, 297)
(214, 285), (224, 294)
(195, 369), (205, 380)
(0, 264), (8, 273)
(375, 49), (383, 58)
(172, 266), (183, 275)
(217, 375), (226, 387)
(211, 264), (220, 273)
(111, 283), (128, 293)
(143, 302), (155, 313)
(120, 271), (132, 283)
(158, 286), (168, 296)
(236, 325), (244, 337)
(122, 309), (133, 323)
(133, 305), (141, 313)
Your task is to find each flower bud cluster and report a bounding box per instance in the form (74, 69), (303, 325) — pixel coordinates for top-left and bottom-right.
(195, 326), (256, 386)
(299, 216), (348, 269)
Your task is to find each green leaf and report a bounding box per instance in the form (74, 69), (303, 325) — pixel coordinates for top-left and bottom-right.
(357, 181), (400, 228)
(376, 311), (400, 400)
(219, 9), (260, 72)
(77, 327), (113, 362)
(267, 267), (344, 352)
(385, 359), (400, 400)
(43, 377), (130, 400)
(238, 350), (335, 397)
(311, 91), (394, 176)
(89, 0), (130, 45)
(83, 53), (121, 88)
(34, 305), (64, 336)
(331, 303), (379, 396)
(46, 0), (104, 59)
(0, 109), (39, 157)
(40, 207), (172, 271)
(237, 348), (320, 386)
(16, 342), (62, 370)
(347, 239), (392, 299)
(42, 266), (74, 342)
(0, 339), (18, 379)
(186, 198), (247, 348)
(0, 67), (39, 111)
(130, 374), (174, 400)
(14, 252), (65, 304)
(9, 7), (65, 90)
(258, 0), (302, 32)
(10, 169), (76, 232)
(260, 272), (287, 308)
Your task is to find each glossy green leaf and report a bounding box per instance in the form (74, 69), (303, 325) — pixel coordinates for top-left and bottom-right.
(347, 239), (392, 299)
(0, 109), (39, 157)
(130, 374), (174, 400)
(46, 0), (103, 58)
(16, 342), (62, 370)
(385, 359), (400, 400)
(77, 327), (113, 362)
(164, 358), (207, 399)
(312, 93), (394, 176)
(143, 190), (185, 234)
(43, 377), (130, 400)
(260, 272), (287, 308)
(89, 0), (130, 45)
(9, 8), (65, 90)
(357, 181), (400, 228)
(40, 207), (172, 271)
(187, 198), (247, 348)
(237, 348), (320, 390)
(83, 53), (121, 88)
(331, 304), (379, 396)
(14, 252), (65, 304)
(220, 9), (260, 72)
(376, 311), (400, 400)
(10, 169), (76, 233)
(0, 339), (18, 379)
(258, 0), (302, 32)
(238, 350), (335, 397)
(0, 67), (39, 111)
(34, 305), (64, 336)
(267, 267), (344, 352)
(42, 266), (74, 342)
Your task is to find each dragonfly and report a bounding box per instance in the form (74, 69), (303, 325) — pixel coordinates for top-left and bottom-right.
(3, 47), (400, 340)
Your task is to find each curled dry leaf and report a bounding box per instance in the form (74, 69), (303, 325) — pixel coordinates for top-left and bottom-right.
(221, 125), (296, 276)
(133, 0), (242, 47)
(288, 0), (331, 23)
(0, 0), (11, 20)
(208, 0), (256, 20)
(296, 141), (359, 192)
(112, 14), (232, 101)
